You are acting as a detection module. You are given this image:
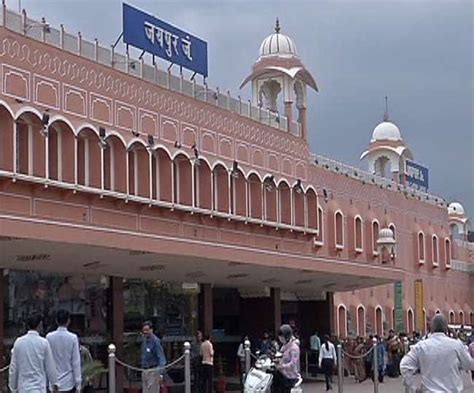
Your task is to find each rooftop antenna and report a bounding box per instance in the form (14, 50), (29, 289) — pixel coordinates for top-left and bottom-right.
(275, 18), (281, 34)
(383, 96), (389, 121)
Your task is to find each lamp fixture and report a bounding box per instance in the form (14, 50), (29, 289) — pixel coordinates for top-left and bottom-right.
(191, 143), (201, 166)
(231, 161), (239, 179)
(174, 141), (182, 148)
(147, 134), (155, 149)
(294, 179), (303, 194)
(264, 175), (275, 192)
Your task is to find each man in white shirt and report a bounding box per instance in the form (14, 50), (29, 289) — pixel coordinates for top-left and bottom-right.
(9, 312), (59, 393)
(400, 313), (474, 393)
(47, 309), (82, 393)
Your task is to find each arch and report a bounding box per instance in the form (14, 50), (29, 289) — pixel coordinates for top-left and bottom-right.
(76, 126), (101, 188)
(375, 306), (384, 336)
(154, 147), (173, 202)
(293, 182), (305, 227)
(14, 106), (42, 122)
(374, 155), (392, 178)
(76, 122), (100, 138)
(357, 305), (366, 337)
(196, 159), (212, 210)
(103, 129), (128, 147)
(264, 175), (277, 222)
(337, 304), (348, 338)
(432, 235), (439, 267)
(407, 308), (415, 333)
(0, 99), (15, 118)
(334, 210), (344, 249)
(48, 114), (76, 134)
(211, 159), (230, 173)
(448, 310), (455, 324)
(418, 231), (425, 263)
(150, 143), (173, 160)
(0, 103), (15, 172)
(458, 310), (465, 325)
(372, 219), (380, 255)
(354, 215), (363, 252)
(444, 238), (452, 268)
(245, 169), (264, 183)
(278, 181), (291, 225)
(104, 134), (127, 193)
(173, 153), (192, 206)
(16, 111), (46, 178)
(213, 163), (229, 214)
(306, 188), (318, 230)
(231, 168), (247, 216)
(48, 119), (75, 183)
(248, 173), (263, 220)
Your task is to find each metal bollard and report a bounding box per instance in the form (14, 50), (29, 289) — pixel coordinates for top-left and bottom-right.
(244, 339), (251, 376)
(184, 341), (191, 393)
(108, 343), (116, 393)
(337, 344), (343, 393)
(372, 338), (378, 393)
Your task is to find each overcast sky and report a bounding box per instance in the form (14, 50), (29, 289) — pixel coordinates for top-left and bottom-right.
(14, 0), (473, 217)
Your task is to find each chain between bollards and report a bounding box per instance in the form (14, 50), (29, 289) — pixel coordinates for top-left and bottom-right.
(337, 343), (343, 393)
(108, 343), (116, 393)
(184, 341), (191, 393)
(372, 337), (379, 393)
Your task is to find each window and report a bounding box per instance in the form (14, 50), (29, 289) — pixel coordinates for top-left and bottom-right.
(418, 232), (425, 264)
(314, 206), (324, 245)
(372, 220), (380, 255)
(335, 211), (344, 249)
(357, 306), (366, 337)
(375, 306), (383, 336)
(449, 311), (455, 324)
(445, 238), (452, 269)
(407, 308), (415, 332)
(337, 305), (348, 337)
(354, 216), (363, 252)
(458, 311), (465, 325)
(432, 235), (439, 267)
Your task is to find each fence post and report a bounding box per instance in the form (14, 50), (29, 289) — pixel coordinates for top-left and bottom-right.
(244, 339), (251, 376)
(184, 341), (191, 393)
(372, 338), (378, 393)
(108, 343), (116, 393)
(337, 344), (343, 393)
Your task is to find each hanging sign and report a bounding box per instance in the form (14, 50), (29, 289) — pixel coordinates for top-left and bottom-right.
(123, 3), (208, 77)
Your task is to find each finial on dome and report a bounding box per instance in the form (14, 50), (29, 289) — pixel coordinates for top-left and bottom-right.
(383, 96), (389, 121)
(275, 18), (281, 34)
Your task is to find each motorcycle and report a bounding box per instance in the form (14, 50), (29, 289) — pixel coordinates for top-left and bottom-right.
(244, 352), (303, 393)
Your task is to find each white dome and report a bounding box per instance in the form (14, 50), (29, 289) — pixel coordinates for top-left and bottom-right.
(259, 20), (297, 57)
(448, 202), (465, 216)
(378, 228), (395, 242)
(371, 121), (402, 142)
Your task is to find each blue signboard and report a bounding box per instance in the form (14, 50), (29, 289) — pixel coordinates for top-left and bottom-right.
(123, 3), (208, 77)
(405, 160), (429, 190)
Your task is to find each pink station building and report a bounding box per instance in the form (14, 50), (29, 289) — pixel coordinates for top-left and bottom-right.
(0, 2), (472, 383)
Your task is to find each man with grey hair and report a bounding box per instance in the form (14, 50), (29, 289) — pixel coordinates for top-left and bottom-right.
(400, 313), (473, 392)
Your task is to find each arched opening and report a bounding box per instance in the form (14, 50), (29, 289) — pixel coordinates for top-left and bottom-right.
(432, 235), (439, 266)
(354, 216), (363, 251)
(154, 148), (172, 202)
(196, 160), (212, 210)
(103, 135), (127, 193)
(448, 310), (455, 324)
(48, 120), (75, 183)
(0, 105), (14, 171)
(213, 164), (229, 214)
(337, 305), (347, 338)
(407, 309), (415, 333)
(375, 306), (383, 336)
(458, 311), (465, 325)
(293, 184), (305, 227)
(372, 220), (379, 255)
(335, 211), (344, 249)
(315, 206), (324, 243)
(76, 127), (101, 188)
(16, 112), (45, 178)
(173, 153), (192, 206)
(128, 142), (150, 198)
(418, 232), (425, 262)
(248, 173), (262, 220)
(444, 238), (452, 268)
(357, 306), (366, 337)
(374, 155), (392, 178)
(278, 181), (291, 225)
(306, 189), (318, 230)
(231, 168), (247, 216)
(450, 223), (462, 240)
(264, 176), (277, 222)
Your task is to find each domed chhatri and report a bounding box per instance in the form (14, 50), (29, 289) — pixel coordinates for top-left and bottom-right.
(448, 202), (465, 216)
(371, 121), (402, 142)
(259, 18), (298, 57)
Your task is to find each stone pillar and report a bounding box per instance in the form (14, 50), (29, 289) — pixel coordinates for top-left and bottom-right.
(271, 288), (281, 335)
(110, 277), (124, 392)
(284, 102), (293, 129)
(201, 284), (213, 335)
(298, 106), (307, 140)
(327, 292), (335, 336)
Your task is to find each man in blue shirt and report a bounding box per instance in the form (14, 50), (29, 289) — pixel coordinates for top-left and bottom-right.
(141, 321), (166, 393)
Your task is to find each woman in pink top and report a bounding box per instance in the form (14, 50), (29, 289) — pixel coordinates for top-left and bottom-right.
(201, 333), (214, 393)
(275, 324), (300, 393)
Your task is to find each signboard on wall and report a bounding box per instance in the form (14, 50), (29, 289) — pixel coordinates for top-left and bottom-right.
(405, 160), (429, 191)
(414, 279), (425, 332)
(394, 281), (404, 333)
(123, 3), (208, 77)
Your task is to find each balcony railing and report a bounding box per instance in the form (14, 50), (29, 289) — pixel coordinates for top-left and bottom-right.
(0, 6), (302, 137)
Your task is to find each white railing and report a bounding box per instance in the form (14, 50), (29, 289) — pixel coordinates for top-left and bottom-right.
(310, 152), (447, 207)
(0, 5), (294, 135)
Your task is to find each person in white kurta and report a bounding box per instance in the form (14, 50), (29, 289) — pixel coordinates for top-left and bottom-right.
(400, 314), (474, 393)
(9, 312), (59, 393)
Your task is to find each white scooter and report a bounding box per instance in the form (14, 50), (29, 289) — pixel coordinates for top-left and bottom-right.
(244, 352), (303, 393)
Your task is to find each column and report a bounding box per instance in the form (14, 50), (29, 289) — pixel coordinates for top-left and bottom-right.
(270, 288), (281, 335)
(284, 102), (293, 130)
(201, 284), (213, 335)
(327, 292), (335, 336)
(0, 271), (4, 388)
(110, 277), (124, 392)
(299, 106), (307, 140)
